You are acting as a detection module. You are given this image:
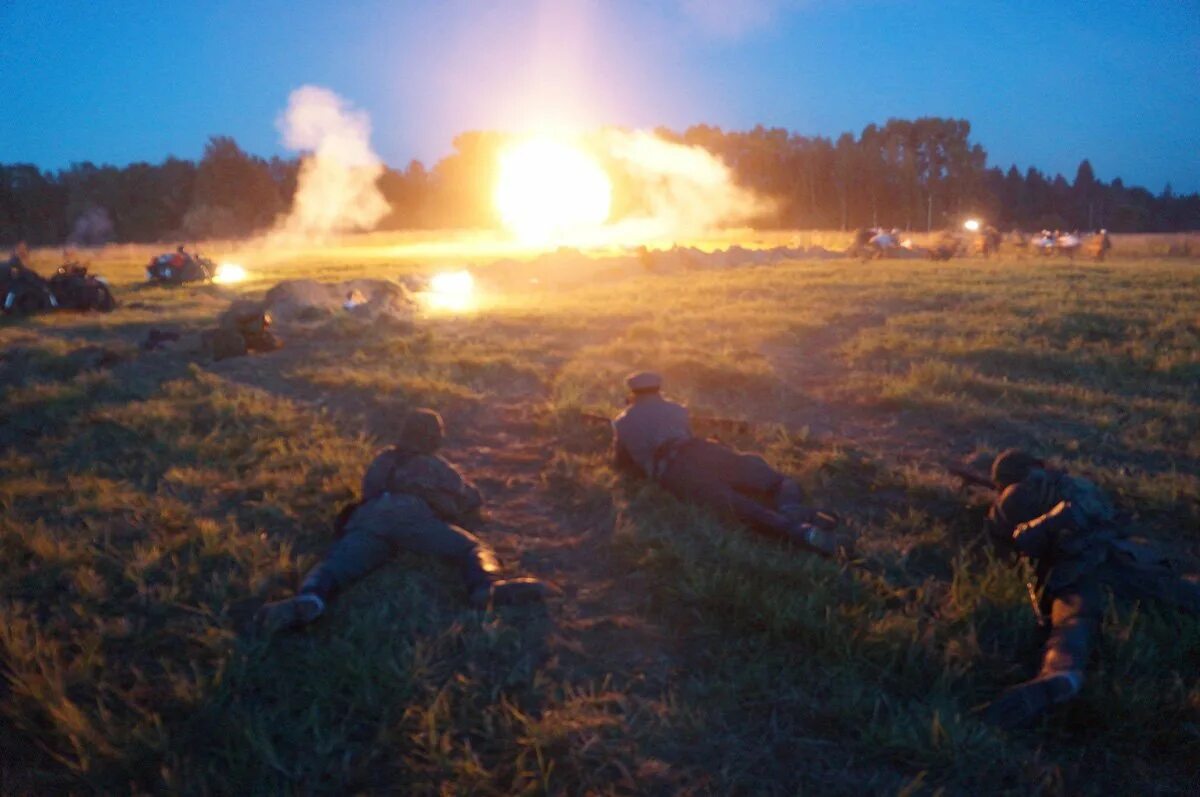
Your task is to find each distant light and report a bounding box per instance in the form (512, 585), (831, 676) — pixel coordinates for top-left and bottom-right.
(213, 262), (248, 284)
(425, 270), (475, 312)
(963, 219), (981, 232)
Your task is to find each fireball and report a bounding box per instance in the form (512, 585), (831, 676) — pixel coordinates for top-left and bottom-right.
(212, 262), (248, 284)
(494, 136), (612, 245)
(963, 219), (981, 232)
(425, 270), (476, 313)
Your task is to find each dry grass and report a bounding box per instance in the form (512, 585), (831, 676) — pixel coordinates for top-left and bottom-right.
(2, 240), (1199, 794)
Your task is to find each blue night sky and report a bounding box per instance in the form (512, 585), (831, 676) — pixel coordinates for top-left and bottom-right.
(2, 0), (1198, 192)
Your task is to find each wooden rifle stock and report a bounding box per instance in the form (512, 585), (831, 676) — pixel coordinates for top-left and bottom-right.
(947, 466), (998, 491)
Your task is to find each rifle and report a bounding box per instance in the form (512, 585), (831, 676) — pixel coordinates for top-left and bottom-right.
(575, 410), (755, 436)
(947, 466), (998, 491)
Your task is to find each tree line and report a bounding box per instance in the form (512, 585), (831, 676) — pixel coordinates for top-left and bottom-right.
(2, 117), (1197, 246)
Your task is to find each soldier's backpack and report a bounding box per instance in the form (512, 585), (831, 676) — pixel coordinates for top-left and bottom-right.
(1056, 473), (1116, 528)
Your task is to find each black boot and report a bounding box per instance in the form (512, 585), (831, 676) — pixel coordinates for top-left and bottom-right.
(981, 670), (1082, 729)
(785, 523), (854, 559)
(460, 546), (550, 608)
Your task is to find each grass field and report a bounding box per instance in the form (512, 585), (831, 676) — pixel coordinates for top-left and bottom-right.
(2, 238), (1199, 795)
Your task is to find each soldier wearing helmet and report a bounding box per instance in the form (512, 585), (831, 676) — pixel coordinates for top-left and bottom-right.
(256, 408), (550, 632)
(610, 372), (851, 559)
(979, 448), (1200, 728)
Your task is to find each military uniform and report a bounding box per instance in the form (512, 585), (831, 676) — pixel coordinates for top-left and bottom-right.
(611, 372), (848, 557)
(206, 303), (282, 361)
(298, 446), (496, 600)
(982, 450), (1200, 727)
(256, 410), (546, 633)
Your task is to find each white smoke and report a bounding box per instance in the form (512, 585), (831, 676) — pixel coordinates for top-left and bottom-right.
(67, 206), (115, 246)
(269, 86), (389, 242)
(603, 129), (771, 239)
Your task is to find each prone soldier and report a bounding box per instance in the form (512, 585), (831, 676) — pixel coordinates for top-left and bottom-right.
(610, 372), (851, 558)
(256, 409), (549, 632)
(977, 449), (1200, 727)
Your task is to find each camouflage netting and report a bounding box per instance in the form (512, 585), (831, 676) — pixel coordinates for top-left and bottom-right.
(262, 279), (416, 324)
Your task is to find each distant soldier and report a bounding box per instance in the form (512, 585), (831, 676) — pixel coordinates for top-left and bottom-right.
(204, 302), (283, 361)
(1008, 229), (1028, 258)
(851, 227), (874, 261)
(929, 231), (960, 261)
(2, 242), (57, 314)
(869, 228), (897, 258)
(2, 241), (31, 276)
(256, 409), (550, 632)
(981, 226), (1002, 259)
(1094, 229), (1112, 262)
(979, 449), (1200, 728)
(610, 372), (851, 558)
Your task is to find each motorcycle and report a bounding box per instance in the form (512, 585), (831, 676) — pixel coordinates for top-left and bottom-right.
(146, 250), (214, 285)
(49, 262), (117, 312)
(1, 259), (58, 315)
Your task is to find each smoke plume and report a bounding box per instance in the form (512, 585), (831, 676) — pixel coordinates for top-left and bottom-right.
(603, 129), (772, 240)
(67, 206), (115, 246)
(269, 86), (389, 242)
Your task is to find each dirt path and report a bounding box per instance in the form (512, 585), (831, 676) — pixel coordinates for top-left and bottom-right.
(209, 327), (682, 713)
(448, 400), (678, 688)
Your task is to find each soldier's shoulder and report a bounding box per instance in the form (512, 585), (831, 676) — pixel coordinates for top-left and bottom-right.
(369, 446), (404, 466)
(992, 479), (1043, 522)
(408, 453), (463, 478)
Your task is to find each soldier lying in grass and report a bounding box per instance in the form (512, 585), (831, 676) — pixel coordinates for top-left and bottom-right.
(256, 409), (549, 632)
(979, 449), (1200, 728)
(610, 371), (852, 559)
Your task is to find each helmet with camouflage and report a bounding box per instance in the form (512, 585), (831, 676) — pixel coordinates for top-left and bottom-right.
(990, 449), (1044, 489)
(398, 408), (444, 454)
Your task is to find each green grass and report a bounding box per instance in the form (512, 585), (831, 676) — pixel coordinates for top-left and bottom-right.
(2, 248), (1199, 794)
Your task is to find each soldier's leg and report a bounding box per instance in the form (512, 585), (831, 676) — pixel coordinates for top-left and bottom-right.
(661, 442), (846, 558)
(983, 578), (1102, 728)
(296, 496), (431, 601)
(1102, 560), (1200, 616)
(379, 505), (548, 608)
(711, 444), (840, 528)
(256, 500), (403, 633)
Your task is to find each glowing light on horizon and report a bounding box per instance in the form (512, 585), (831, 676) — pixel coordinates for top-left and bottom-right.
(213, 262), (248, 284)
(963, 219), (981, 232)
(424, 270), (476, 312)
(494, 136), (612, 246)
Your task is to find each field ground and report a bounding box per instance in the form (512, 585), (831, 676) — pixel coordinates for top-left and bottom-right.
(2, 240), (1199, 795)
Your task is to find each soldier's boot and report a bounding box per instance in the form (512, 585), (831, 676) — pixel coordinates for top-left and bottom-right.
(254, 593), (326, 634)
(786, 523), (855, 559)
(461, 546), (550, 609)
(776, 479), (841, 531)
(981, 670), (1083, 729)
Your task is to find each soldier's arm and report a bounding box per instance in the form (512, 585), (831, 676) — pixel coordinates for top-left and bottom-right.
(421, 457), (484, 520)
(1012, 501), (1087, 558)
(610, 428), (639, 476)
(360, 451), (397, 502)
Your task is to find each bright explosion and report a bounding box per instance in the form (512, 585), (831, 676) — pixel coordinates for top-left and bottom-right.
(494, 136), (612, 246)
(212, 262), (248, 284)
(425, 270), (476, 313)
(963, 219), (981, 232)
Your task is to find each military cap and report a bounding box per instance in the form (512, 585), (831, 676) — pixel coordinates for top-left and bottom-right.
(625, 371), (662, 393)
(398, 408), (444, 454)
(991, 449), (1044, 489)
